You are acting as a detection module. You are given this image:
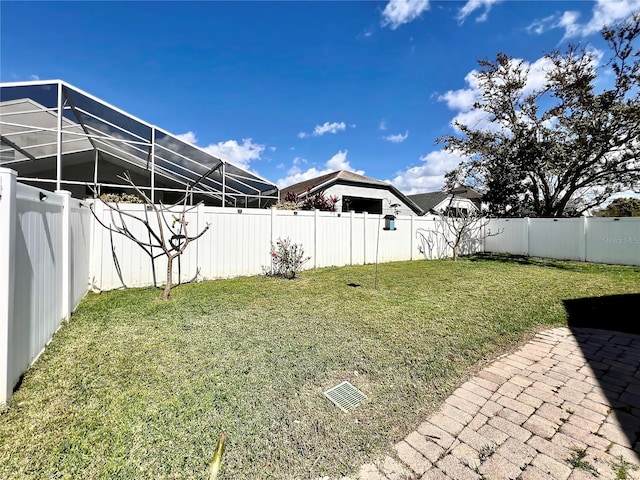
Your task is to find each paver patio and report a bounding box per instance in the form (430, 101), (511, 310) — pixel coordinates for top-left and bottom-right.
(355, 327), (640, 480)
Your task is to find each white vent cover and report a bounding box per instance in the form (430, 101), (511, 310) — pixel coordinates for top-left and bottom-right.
(323, 381), (367, 412)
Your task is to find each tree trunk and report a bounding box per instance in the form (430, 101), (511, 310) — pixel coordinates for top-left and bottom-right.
(162, 256), (173, 300)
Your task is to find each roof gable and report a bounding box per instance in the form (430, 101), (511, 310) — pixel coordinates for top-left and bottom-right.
(282, 170), (389, 197)
(280, 170), (424, 215)
(408, 192), (450, 212)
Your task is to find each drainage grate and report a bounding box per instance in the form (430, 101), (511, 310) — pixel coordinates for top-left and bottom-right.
(323, 381), (367, 412)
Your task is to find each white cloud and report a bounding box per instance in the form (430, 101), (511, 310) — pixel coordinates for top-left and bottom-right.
(381, 0), (430, 30)
(30, 74), (40, 81)
(379, 119), (387, 131)
(528, 0), (640, 38)
(175, 131), (198, 144)
(457, 0), (502, 24)
(276, 150), (364, 188)
(326, 150), (352, 170)
(388, 149), (469, 195)
(383, 131), (409, 143)
(314, 121), (347, 136)
(526, 15), (556, 35)
(298, 121), (348, 138)
(582, 0), (640, 36)
(203, 138), (265, 170)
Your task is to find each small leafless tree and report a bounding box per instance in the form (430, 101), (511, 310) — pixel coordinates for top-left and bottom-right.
(90, 172), (210, 300)
(416, 197), (502, 261)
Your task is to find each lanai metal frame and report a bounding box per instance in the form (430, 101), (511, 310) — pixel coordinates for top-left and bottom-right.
(0, 80), (279, 207)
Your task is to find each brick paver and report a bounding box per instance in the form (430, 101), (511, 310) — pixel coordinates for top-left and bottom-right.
(354, 328), (640, 480)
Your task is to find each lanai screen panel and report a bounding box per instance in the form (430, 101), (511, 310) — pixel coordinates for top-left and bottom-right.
(0, 81), (278, 206)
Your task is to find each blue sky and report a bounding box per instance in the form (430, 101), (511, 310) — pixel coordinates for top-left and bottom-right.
(2, 0), (639, 194)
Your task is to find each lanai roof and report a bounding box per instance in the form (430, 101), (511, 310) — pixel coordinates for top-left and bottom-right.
(0, 80), (278, 207)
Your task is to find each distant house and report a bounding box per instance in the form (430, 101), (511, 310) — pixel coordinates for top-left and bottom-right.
(280, 170), (424, 215)
(408, 187), (481, 216)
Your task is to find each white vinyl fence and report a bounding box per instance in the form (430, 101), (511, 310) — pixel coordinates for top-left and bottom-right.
(3, 164), (639, 405)
(0, 168), (91, 404)
(485, 217), (640, 266)
(89, 202), (463, 291)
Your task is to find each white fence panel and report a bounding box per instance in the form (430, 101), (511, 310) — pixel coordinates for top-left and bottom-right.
(316, 212), (351, 268)
(272, 210), (316, 269)
(484, 218), (528, 255)
(486, 217), (640, 266)
(90, 202), (157, 290)
(13, 184), (65, 391)
(1, 167), (92, 404)
(203, 207), (272, 279)
(586, 218), (640, 266)
(529, 218), (586, 262)
(70, 201), (92, 309)
(414, 217), (452, 259)
(350, 212), (366, 266)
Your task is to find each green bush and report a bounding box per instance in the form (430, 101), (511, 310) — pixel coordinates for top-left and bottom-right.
(265, 237), (311, 279)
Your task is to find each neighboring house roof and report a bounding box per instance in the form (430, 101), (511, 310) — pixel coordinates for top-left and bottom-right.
(407, 192), (451, 212)
(409, 185), (482, 212)
(282, 170), (389, 196)
(281, 170), (424, 215)
(450, 186), (483, 201)
(409, 190), (480, 214)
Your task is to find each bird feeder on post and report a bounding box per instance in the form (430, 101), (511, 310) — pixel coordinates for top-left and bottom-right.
(375, 205), (399, 288)
(383, 214), (396, 231)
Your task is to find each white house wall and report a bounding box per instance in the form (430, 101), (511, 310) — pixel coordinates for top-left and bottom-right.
(320, 184), (417, 215)
(432, 197), (479, 213)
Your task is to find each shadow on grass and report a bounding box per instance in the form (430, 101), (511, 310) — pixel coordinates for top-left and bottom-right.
(564, 294), (640, 335)
(466, 253), (590, 271)
(564, 294), (640, 464)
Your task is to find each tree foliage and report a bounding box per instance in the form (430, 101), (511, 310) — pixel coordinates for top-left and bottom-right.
(593, 197), (640, 216)
(440, 14), (640, 217)
(276, 189), (339, 211)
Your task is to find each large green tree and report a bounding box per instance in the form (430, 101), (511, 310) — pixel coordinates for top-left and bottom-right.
(594, 197), (640, 216)
(440, 14), (640, 217)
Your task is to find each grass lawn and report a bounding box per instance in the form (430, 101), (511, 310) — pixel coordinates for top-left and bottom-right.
(1, 254), (639, 479)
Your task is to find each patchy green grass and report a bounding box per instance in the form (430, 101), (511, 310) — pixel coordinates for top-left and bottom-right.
(567, 447), (600, 476)
(1, 254), (638, 479)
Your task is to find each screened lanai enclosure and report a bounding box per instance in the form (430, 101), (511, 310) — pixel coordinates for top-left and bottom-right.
(0, 80), (279, 207)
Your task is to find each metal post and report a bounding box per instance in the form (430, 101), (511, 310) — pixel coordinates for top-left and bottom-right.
(221, 163), (226, 207)
(56, 82), (63, 191)
(150, 127), (156, 204)
(93, 150), (99, 198)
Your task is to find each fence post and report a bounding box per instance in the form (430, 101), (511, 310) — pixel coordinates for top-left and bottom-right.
(270, 206), (276, 250)
(56, 190), (72, 321)
(581, 216), (588, 262)
(197, 202), (204, 277)
(314, 209), (319, 268)
(0, 168), (17, 404)
(363, 212), (368, 264)
(525, 217), (530, 256)
(89, 199), (104, 292)
(349, 210), (354, 266)
(410, 215), (415, 260)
